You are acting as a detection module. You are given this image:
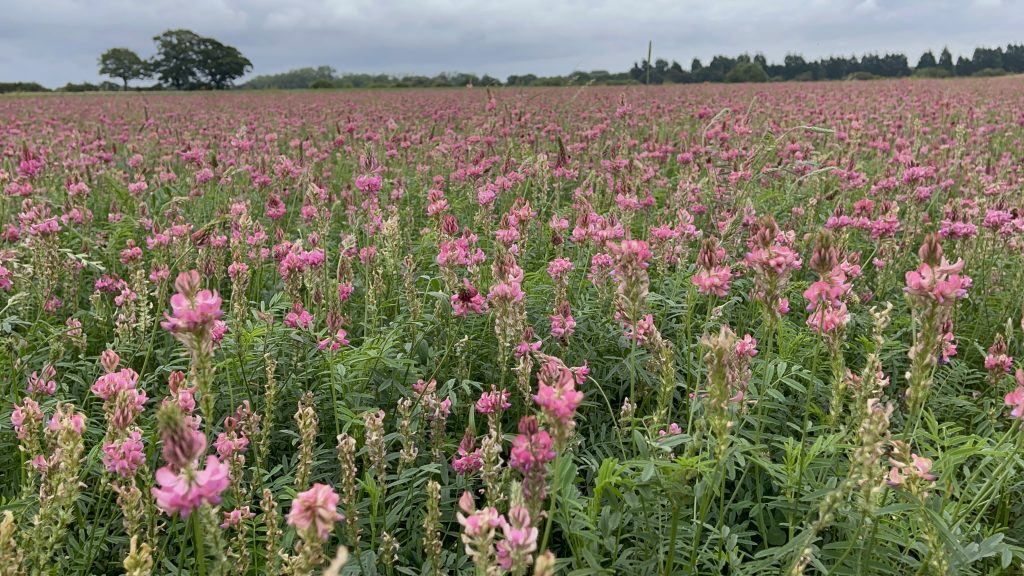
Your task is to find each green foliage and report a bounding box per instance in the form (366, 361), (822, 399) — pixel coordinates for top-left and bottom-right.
(149, 29), (252, 90)
(98, 48), (148, 89)
(57, 81), (120, 92)
(845, 71), (881, 81)
(912, 67), (953, 79)
(972, 67), (1009, 77)
(916, 50), (938, 69)
(149, 29), (207, 89)
(0, 82), (49, 93)
(725, 62), (770, 83)
(245, 66), (338, 89)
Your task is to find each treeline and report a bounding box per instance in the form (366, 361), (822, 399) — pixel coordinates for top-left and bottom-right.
(243, 66), (510, 89)
(0, 81), (126, 94)
(242, 67), (635, 89)
(4, 41), (1024, 94)
(243, 43), (1024, 90)
(628, 44), (1024, 83)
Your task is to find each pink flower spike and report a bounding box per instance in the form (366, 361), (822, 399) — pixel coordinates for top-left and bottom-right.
(287, 483), (343, 541)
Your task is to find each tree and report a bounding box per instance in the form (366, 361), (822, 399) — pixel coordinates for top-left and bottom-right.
(506, 74), (537, 86)
(628, 62), (644, 83)
(703, 55), (737, 82)
(916, 50), (937, 69)
(938, 48), (954, 72)
(150, 30), (206, 89)
(664, 61), (690, 84)
(98, 48), (148, 90)
(150, 29), (252, 90)
(955, 56), (974, 76)
(783, 54), (809, 80)
(197, 37), (253, 89)
(1004, 44), (1024, 73)
(970, 47), (1004, 72)
(724, 62), (769, 83)
(244, 66), (336, 89)
(821, 56), (859, 80)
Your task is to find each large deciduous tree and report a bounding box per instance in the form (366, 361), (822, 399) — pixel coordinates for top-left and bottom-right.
(149, 29), (252, 90)
(98, 48), (148, 90)
(196, 37), (253, 89)
(150, 29), (206, 89)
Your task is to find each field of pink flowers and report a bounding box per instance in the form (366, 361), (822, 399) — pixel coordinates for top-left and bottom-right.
(1, 78), (1024, 575)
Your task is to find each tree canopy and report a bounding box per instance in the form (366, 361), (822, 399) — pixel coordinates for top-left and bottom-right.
(149, 30), (252, 89)
(98, 48), (149, 89)
(98, 30), (252, 90)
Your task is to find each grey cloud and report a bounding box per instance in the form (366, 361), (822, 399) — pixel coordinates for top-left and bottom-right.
(0, 0), (1022, 86)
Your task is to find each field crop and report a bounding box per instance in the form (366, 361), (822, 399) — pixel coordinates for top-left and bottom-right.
(2, 79), (1024, 575)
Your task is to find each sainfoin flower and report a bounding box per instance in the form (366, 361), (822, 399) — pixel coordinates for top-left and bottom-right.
(160, 270), (223, 334)
(90, 368), (140, 400)
(496, 505), (538, 571)
(887, 453), (936, 486)
(904, 235), (971, 304)
(284, 301), (314, 329)
(509, 418), (555, 473)
(476, 387), (511, 415)
(549, 306), (576, 340)
(452, 278), (487, 316)
(157, 400), (206, 468)
(984, 335), (1012, 381)
(534, 358), (584, 425)
(12, 397), (43, 440)
(221, 506), (255, 529)
(152, 456), (230, 517)
(456, 491), (503, 567)
(1005, 386), (1024, 419)
(102, 429), (146, 477)
(27, 364), (57, 396)
(318, 328), (350, 351)
(693, 237), (732, 297)
(510, 415), (556, 508)
(692, 266), (732, 297)
(287, 483), (343, 541)
(452, 431), (483, 475)
(904, 260), (971, 303)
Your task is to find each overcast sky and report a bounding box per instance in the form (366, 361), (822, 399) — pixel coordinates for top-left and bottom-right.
(1, 0), (1022, 86)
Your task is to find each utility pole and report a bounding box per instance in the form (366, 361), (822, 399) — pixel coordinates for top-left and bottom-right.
(646, 41), (653, 85)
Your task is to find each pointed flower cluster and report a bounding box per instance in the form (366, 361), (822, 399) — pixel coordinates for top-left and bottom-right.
(160, 270), (223, 339)
(903, 235), (971, 412)
(700, 325), (757, 458)
(533, 357), (584, 445)
(609, 239), (653, 343)
(692, 237), (732, 297)
(151, 403), (229, 518)
(744, 216), (801, 322)
(886, 440), (936, 496)
(457, 490), (539, 576)
(803, 231), (860, 339)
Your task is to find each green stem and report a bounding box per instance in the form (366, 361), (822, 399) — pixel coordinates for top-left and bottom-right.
(193, 512), (208, 576)
(663, 503), (681, 576)
(540, 454), (563, 552)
